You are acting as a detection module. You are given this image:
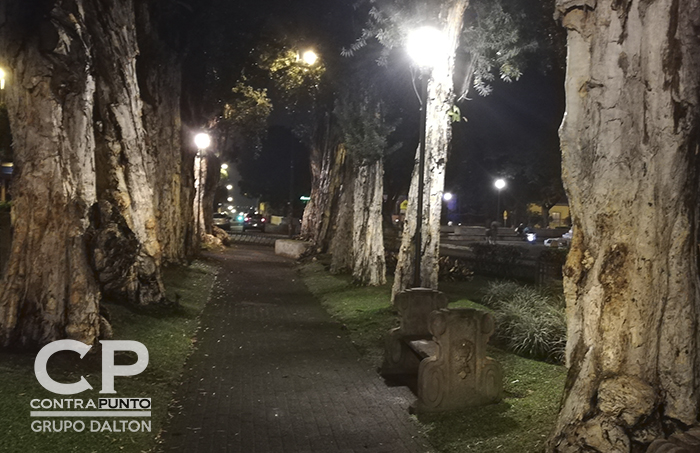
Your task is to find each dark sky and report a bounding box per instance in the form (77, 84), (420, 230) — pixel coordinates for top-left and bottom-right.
(191, 0), (566, 219)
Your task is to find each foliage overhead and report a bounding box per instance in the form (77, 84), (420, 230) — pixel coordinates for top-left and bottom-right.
(334, 90), (399, 164)
(221, 80), (272, 157)
(344, 0), (563, 98)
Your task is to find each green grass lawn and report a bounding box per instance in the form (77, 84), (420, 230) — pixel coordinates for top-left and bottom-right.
(0, 260), (217, 453)
(299, 262), (566, 453)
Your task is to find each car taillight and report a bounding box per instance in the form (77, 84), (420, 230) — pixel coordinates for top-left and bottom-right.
(245, 217), (250, 222)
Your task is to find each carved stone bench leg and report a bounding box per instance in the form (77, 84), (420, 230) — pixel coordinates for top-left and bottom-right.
(415, 308), (503, 412)
(381, 288), (448, 377)
(381, 328), (422, 376)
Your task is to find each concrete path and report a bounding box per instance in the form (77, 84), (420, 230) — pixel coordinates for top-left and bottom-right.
(159, 245), (432, 453)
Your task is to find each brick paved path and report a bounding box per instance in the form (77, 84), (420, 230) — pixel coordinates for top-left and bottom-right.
(159, 245), (432, 453)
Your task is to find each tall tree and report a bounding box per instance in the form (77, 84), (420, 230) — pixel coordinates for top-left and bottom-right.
(135, 1), (193, 264)
(548, 0), (700, 451)
(390, 0), (468, 298)
(346, 0), (557, 298)
(85, 0), (166, 306)
(0, 0), (101, 347)
(333, 91), (396, 285)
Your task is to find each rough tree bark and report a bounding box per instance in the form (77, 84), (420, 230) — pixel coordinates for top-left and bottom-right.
(85, 0), (166, 306)
(301, 115), (345, 251)
(351, 158), (386, 286)
(548, 1), (700, 451)
(329, 154), (354, 274)
(392, 0), (468, 300)
(135, 1), (192, 264)
(0, 0), (101, 347)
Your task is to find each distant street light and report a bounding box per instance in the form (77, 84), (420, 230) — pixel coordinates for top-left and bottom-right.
(494, 178), (506, 225)
(195, 132), (211, 241)
(301, 50), (318, 66)
(443, 192), (453, 201)
(221, 163), (228, 170)
(226, 184), (233, 190)
(407, 26), (448, 288)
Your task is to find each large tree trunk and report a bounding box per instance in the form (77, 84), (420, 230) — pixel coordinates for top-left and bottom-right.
(135, 1), (192, 264)
(352, 158), (386, 286)
(86, 0), (166, 306)
(329, 156), (354, 274)
(392, 0), (468, 300)
(548, 1), (700, 451)
(300, 115), (345, 251)
(0, 0), (101, 347)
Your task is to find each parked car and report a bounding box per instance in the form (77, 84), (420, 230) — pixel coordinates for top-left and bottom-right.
(212, 212), (232, 231)
(243, 212), (266, 231)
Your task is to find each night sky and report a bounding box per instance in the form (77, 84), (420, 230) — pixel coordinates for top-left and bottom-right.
(193, 0), (566, 220)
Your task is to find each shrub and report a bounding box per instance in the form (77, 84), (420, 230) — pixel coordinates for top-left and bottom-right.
(469, 243), (525, 278)
(483, 281), (566, 363)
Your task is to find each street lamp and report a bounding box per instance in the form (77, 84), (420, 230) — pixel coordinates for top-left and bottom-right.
(443, 192), (453, 201)
(407, 26), (448, 288)
(494, 178), (506, 225)
(301, 50), (318, 66)
(194, 132), (211, 241)
(226, 184), (233, 190)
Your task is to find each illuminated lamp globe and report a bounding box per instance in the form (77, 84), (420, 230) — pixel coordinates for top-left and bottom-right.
(407, 26), (448, 68)
(194, 133), (211, 150)
(302, 50), (318, 66)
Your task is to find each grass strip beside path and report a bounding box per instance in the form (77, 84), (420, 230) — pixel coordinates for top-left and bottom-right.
(0, 260), (217, 453)
(299, 262), (566, 453)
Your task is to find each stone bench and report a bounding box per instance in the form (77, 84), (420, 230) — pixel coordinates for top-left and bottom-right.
(382, 289), (503, 412)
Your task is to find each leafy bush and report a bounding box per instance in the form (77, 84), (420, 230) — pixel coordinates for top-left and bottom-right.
(469, 243), (525, 278)
(482, 281), (566, 363)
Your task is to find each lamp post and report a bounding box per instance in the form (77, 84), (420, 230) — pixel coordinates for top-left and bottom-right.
(494, 178), (506, 225)
(407, 26), (448, 288)
(194, 132), (211, 242)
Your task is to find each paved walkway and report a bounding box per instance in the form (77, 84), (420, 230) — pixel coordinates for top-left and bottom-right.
(159, 245), (432, 453)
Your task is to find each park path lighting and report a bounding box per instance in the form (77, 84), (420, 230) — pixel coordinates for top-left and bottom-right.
(301, 50), (318, 66)
(194, 132), (211, 241)
(494, 178), (506, 225)
(407, 26), (448, 288)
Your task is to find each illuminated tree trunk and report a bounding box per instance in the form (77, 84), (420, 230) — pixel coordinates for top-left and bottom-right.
(86, 0), (166, 305)
(0, 0), (101, 347)
(392, 0), (468, 300)
(548, 1), (700, 451)
(301, 117), (345, 252)
(329, 153), (354, 274)
(135, 1), (193, 263)
(352, 158), (386, 286)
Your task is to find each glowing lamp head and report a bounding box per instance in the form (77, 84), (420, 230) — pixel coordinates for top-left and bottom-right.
(443, 192), (453, 201)
(301, 50), (318, 66)
(407, 26), (448, 68)
(194, 133), (211, 150)
(494, 179), (506, 190)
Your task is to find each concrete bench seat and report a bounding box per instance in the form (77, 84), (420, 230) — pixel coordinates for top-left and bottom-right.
(381, 289), (503, 412)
